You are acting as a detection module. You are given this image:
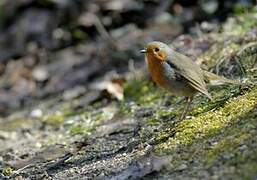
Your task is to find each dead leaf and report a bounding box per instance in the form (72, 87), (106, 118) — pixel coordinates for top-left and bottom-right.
(91, 74), (126, 100)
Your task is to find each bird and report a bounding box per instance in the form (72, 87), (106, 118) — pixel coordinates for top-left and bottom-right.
(140, 41), (228, 120)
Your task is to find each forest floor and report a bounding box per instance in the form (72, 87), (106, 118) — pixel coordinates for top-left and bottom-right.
(0, 2), (257, 180)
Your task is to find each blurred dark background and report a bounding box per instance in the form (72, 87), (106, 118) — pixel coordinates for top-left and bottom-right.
(0, 0), (255, 116)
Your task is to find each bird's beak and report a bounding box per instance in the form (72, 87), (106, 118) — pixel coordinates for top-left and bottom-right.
(140, 49), (146, 53)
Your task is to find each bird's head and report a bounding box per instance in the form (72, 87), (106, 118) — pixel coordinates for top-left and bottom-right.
(140, 41), (170, 62)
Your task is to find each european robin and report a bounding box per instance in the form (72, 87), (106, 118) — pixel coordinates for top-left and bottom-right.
(140, 41), (212, 120)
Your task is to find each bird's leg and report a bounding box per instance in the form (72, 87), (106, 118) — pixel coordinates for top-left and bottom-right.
(179, 97), (193, 120)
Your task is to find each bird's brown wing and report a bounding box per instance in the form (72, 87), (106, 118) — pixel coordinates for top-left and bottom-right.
(166, 51), (212, 99)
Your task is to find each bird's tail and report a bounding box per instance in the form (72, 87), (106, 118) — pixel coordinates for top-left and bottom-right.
(203, 70), (241, 85)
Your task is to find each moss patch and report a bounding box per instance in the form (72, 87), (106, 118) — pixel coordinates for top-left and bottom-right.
(153, 86), (257, 179)
(157, 86), (257, 149)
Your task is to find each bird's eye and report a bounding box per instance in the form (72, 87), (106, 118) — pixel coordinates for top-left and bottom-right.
(154, 47), (160, 52)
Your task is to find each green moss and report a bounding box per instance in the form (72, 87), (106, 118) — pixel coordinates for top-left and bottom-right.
(44, 113), (65, 127)
(72, 29), (88, 40)
(67, 106), (117, 136)
(233, 4), (252, 15)
(204, 133), (250, 165)
(157, 86), (257, 151)
(118, 101), (133, 116)
(199, 42), (241, 69)
(124, 78), (164, 105)
(2, 167), (13, 176)
(0, 118), (34, 131)
(240, 163), (257, 179)
(146, 117), (160, 126)
(201, 108), (257, 167)
(152, 84), (257, 179)
(223, 8), (257, 36)
(197, 8), (257, 75)
(69, 124), (94, 135)
(121, 13), (257, 179)
(190, 84), (241, 116)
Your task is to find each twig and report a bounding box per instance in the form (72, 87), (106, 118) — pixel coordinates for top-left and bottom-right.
(93, 14), (119, 50)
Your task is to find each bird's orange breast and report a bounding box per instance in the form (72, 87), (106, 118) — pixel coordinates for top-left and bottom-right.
(146, 54), (167, 88)
(145, 54), (197, 97)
